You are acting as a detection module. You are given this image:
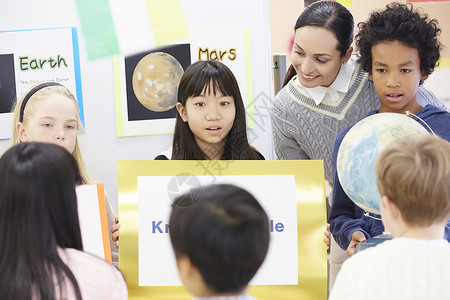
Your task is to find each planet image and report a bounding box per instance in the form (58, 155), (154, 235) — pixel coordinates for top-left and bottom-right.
(337, 113), (429, 215)
(132, 52), (183, 112)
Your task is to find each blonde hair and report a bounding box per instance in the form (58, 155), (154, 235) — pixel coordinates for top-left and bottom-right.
(376, 134), (450, 226)
(12, 83), (93, 183)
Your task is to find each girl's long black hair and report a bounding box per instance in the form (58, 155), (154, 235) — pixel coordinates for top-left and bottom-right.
(0, 142), (83, 300)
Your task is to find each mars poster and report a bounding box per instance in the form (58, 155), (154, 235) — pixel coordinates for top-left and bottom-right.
(113, 28), (252, 137)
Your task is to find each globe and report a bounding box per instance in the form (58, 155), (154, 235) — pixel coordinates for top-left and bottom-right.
(337, 113), (429, 215)
(132, 52), (183, 112)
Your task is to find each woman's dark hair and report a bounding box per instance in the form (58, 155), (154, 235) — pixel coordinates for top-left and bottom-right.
(172, 60), (261, 160)
(356, 2), (441, 77)
(169, 184), (270, 293)
(283, 0), (354, 87)
(0, 142), (83, 300)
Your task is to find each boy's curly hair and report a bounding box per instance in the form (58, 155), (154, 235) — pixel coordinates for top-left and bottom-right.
(356, 2), (441, 76)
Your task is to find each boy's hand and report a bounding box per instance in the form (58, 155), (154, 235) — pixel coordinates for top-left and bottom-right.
(323, 223), (331, 249)
(346, 231), (366, 257)
(112, 216), (120, 249)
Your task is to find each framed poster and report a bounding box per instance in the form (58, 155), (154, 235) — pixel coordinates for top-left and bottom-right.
(0, 27), (84, 139)
(118, 160), (327, 299)
(114, 27), (254, 137)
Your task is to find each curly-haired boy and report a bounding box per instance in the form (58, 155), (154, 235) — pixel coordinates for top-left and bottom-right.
(329, 2), (450, 257)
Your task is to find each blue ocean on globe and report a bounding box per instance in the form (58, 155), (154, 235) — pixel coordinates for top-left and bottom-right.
(337, 113), (428, 214)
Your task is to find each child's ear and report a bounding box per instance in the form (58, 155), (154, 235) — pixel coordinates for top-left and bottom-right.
(176, 255), (201, 286)
(176, 254), (205, 295)
(16, 122), (28, 142)
(176, 103), (188, 122)
(382, 195), (400, 219)
(420, 73), (429, 82)
(176, 255), (189, 277)
(368, 71), (373, 81)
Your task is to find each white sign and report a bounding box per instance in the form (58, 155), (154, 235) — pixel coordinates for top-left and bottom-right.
(138, 175), (298, 286)
(76, 184), (111, 262)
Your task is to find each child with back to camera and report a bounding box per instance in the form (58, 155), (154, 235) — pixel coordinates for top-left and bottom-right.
(330, 134), (450, 299)
(0, 142), (127, 300)
(12, 82), (119, 263)
(154, 60), (264, 160)
(329, 2), (450, 257)
(169, 184), (270, 300)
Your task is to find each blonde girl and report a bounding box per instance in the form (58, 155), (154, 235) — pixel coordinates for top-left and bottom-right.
(13, 82), (92, 182)
(12, 82), (118, 264)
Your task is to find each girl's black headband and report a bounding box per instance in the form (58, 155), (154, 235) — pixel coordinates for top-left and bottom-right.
(19, 82), (63, 123)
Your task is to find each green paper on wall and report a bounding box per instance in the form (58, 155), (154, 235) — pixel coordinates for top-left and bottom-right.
(75, 0), (119, 60)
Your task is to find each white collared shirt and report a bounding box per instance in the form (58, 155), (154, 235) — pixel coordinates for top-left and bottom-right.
(293, 55), (357, 105)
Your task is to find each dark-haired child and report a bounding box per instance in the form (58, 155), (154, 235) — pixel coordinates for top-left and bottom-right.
(155, 60), (264, 160)
(169, 184), (270, 299)
(0, 143), (127, 300)
(329, 2), (450, 256)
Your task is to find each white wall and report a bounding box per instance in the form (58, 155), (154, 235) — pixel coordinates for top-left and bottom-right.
(0, 0), (274, 213)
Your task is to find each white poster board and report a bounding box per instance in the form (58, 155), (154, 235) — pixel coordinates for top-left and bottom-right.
(138, 175), (298, 286)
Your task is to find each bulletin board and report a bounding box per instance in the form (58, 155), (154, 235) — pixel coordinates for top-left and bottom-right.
(0, 0), (274, 212)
